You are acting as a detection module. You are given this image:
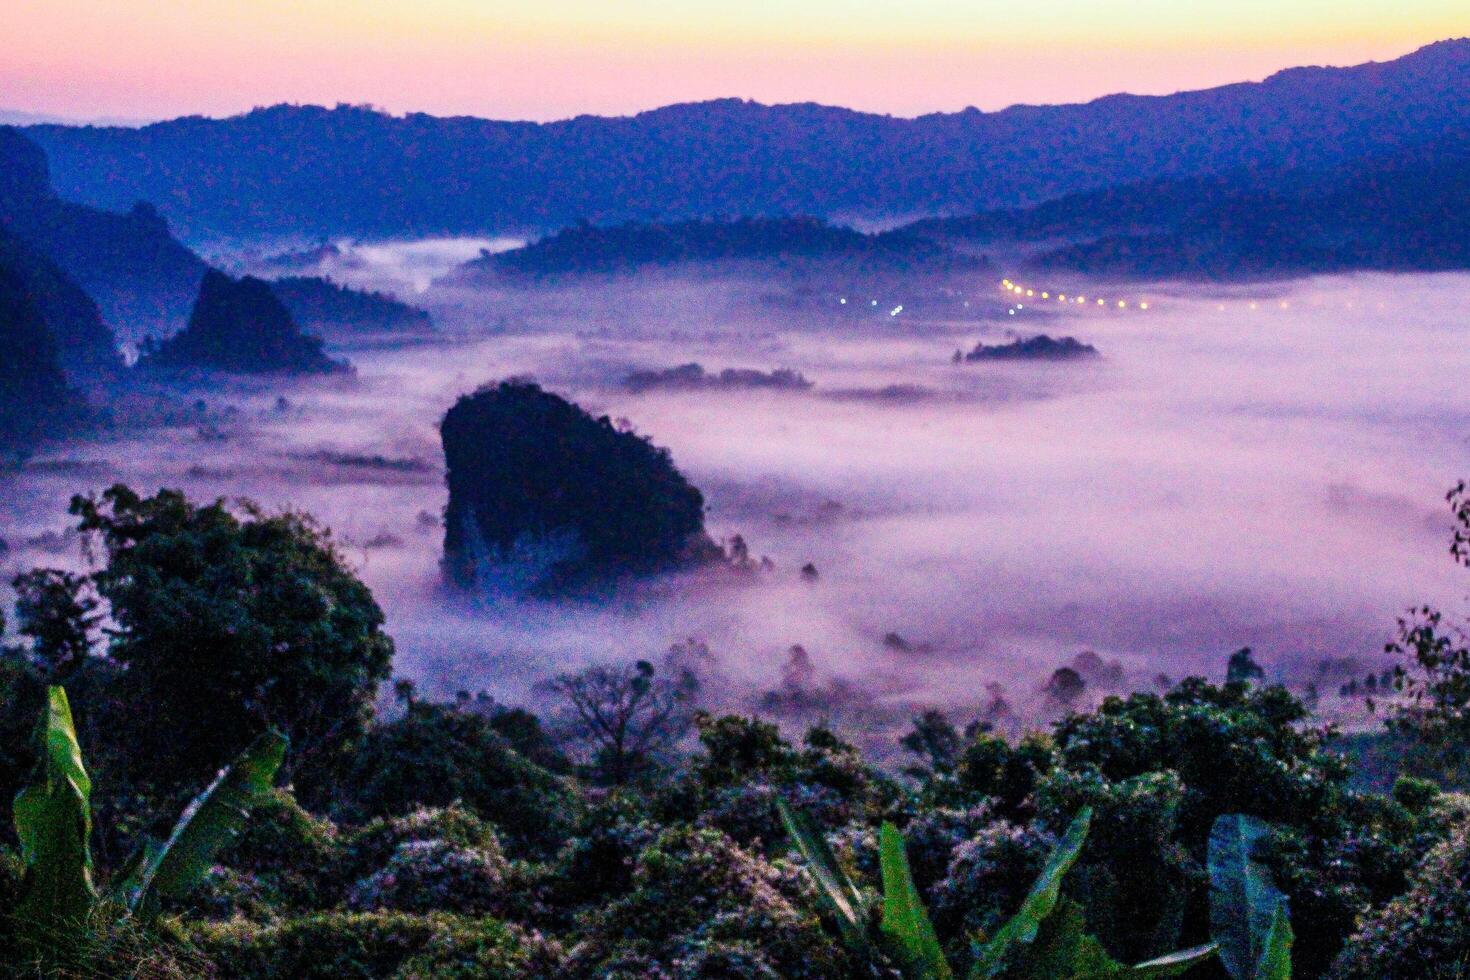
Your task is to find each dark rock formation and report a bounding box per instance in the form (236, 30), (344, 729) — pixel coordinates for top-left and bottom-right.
(269, 276), (431, 333)
(0, 126), (205, 340)
(0, 226), (118, 379)
(624, 363), (813, 394)
(441, 380), (718, 592)
(0, 267), (76, 453)
(964, 335), (1098, 361)
(142, 269), (346, 374)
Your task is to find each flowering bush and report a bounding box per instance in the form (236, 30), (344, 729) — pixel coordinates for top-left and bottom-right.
(563, 825), (852, 978)
(1330, 811), (1470, 979)
(347, 838), (509, 916)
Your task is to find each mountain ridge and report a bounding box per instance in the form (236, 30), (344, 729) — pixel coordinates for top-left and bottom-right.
(24, 39), (1470, 241)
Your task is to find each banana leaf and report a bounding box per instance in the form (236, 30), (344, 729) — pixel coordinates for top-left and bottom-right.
(970, 806), (1093, 979)
(13, 686), (97, 938)
(1207, 814), (1287, 980)
(121, 730), (286, 917)
(1253, 905), (1292, 980)
(778, 796), (874, 953)
(879, 821), (954, 979)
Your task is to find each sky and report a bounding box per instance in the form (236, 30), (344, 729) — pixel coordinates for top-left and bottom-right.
(2, 0), (1467, 123)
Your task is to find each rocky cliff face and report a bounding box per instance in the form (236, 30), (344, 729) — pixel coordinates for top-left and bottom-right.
(0, 125), (205, 344)
(0, 266), (75, 453)
(0, 227), (118, 380)
(142, 269), (345, 374)
(441, 380), (718, 593)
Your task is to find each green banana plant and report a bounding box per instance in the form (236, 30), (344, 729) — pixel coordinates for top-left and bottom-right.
(1206, 814), (1293, 980)
(13, 687), (97, 939)
(12, 686), (286, 949)
(778, 800), (1218, 980)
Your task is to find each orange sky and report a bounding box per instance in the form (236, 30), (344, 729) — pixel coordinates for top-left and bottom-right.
(3, 1), (1467, 122)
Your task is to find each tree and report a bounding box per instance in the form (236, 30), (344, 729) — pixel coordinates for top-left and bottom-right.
(1227, 647), (1266, 686)
(1389, 482), (1470, 747)
(12, 568), (101, 679)
(900, 709), (962, 779)
(69, 484), (393, 788)
(548, 660), (690, 785)
(1043, 667), (1087, 709)
(333, 697), (579, 857)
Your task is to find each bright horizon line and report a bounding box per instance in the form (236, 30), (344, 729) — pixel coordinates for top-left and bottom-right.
(2, 25), (1465, 128)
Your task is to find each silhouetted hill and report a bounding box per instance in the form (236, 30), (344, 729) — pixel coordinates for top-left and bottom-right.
(269, 276), (431, 333)
(0, 266), (77, 453)
(963, 335), (1099, 361)
(0, 126), (206, 338)
(908, 132), (1470, 279)
(441, 380), (719, 593)
(624, 363), (813, 394)
(0, 226), (117, 379)
(141, 269), (346, 374)
(24, 40), (1470, 239)
(1077, 135), (1470, 277)
(453, 217), (964, 280)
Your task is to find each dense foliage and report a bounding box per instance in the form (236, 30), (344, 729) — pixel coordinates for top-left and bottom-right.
(3, 482), (1470, 977)
(142, 269), (345, 374)
(0, 485), (394, 800)
(440, 380), (719, 592)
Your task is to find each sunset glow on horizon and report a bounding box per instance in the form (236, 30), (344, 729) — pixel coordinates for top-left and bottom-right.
(3, 0), (1468, 123)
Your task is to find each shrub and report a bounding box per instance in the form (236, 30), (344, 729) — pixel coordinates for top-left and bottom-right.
(926, 819), (1054, 958)
(192, 911), (559, 979)
(1330, 815), (1470, 979)
(1036, 768), (1191, 962)
(334, 700), (580, 857)
(208, 789), (340, 912)
(1051, 680), (1343, 844)
(347, 838), (509, 916)
(564, 825), (851, 978)
(339, 805), (503, 884)
(954, 731), (1056, 819)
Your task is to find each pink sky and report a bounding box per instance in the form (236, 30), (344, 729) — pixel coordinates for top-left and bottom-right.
(3, 1), (1466, 122)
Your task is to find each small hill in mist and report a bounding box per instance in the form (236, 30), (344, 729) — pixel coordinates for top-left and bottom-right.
(963, 335), (1099, 361)
(269, 275), (431, 333)
(142, 269), (345, 374)
(24, 40), (1470, 239)
(441, 380), (719, 593)
(0, 266), (79, 453)
(453, 217), (967, 280)
(0, 126), (206, 339)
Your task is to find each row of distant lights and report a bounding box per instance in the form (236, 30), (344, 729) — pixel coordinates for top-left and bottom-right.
(1001, 279), (1149, 311)
(838, 297), (905, 317)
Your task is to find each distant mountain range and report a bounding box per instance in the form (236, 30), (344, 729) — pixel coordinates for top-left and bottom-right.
(23, 40), (1470, 242)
